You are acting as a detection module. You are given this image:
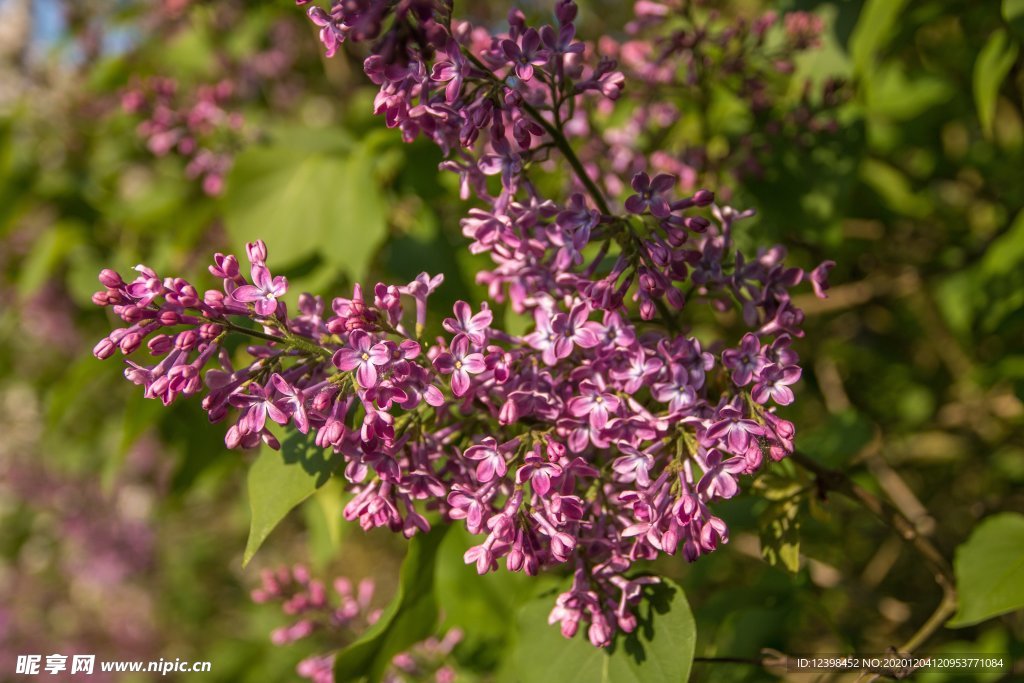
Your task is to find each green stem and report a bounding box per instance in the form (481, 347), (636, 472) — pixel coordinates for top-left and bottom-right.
(211, 319), (333, 361)
(461, 49), (611, 216)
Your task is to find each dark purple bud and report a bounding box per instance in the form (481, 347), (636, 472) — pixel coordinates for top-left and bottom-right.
(556, 0), (578, 24)
(693, 189), (714, 206)
(686, 216), (710, 232)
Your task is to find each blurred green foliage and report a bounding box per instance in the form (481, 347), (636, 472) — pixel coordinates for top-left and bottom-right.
(1, 0), (1022, 681)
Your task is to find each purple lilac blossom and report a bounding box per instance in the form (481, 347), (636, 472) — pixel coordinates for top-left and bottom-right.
(92, 0), (836, 650)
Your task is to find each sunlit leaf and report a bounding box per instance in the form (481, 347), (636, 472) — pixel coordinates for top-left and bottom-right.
(243, 431), (341, 567)
(948, 513), (1024, 627)
(508, 579), (695, 683)
(759, 498), (802, 573)
(1004, 0), (1024, 40)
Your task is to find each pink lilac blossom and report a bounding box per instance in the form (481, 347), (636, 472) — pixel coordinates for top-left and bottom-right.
(121, 77), (243, 195)
(253, 566), (460, 683)
(93, 0), (835, 650)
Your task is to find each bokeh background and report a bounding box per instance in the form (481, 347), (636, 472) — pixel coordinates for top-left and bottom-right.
(1, 0), (1022, 681)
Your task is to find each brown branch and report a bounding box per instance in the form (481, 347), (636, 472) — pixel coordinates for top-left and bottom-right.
(789, 450), (957, 665)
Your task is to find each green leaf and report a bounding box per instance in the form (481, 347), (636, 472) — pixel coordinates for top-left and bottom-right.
(948, 513), (1024, 627)
(759, 499), (802, 573)
(243, 431), (341, 567)
(973, 30), (1019, 138)
(225, 145), (351, 268)
(796, 410), (873, 468)
(435, 526), (531, 662)
(849, 0), (910, 75)
(16, 221), (84, 297)
(334, 527), (446, 682)
(508, 578), (696, 683)
(225, 133), (390, 283)
(859, 159), (931, 219)
(1004, 0), (1024, 40)
(322, 143), (390, 284)
(865, 63), (954, 121)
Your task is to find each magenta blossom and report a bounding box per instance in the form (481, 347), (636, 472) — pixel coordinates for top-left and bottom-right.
(233, 263), (288, 316)
(751, 364), (802, 406)
(333, 330), (390, 388)
(434, 335), (486, 397)
(721, 333), (767, 386)
(443, 301), (493, 346)
(501, 28), (550, 81)
(624, 172), (675, 218)
(567, 378), (620, 431)
(464, 437), (511, 483)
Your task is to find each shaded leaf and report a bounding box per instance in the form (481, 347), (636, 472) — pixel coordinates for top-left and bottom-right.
(334, 527), (446, 682)
(948, 513), (1024, 627)
(860, 159), (931, 219)
(508, 579), (695, 683)
(796, 410), (874, 468)
(243, 431), (341, 567)
(434, 526), (531, 663)
(973, 30), (1019, 138)
(225, 133), (390, 284)
(1003, 0), (1024, 41)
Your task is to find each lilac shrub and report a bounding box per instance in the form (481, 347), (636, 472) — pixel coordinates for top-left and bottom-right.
(92, 0), (834, 648)
(591, 2), (845, 198)
(120, 12), (305, 195)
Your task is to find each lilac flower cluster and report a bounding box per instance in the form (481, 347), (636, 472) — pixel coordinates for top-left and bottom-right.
(121, 77), (243, 195)
(93, 0), (834, 648)
(253, 566), (460, 683)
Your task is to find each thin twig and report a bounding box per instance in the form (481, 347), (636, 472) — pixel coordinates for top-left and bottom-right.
(789, 450), (957, 661)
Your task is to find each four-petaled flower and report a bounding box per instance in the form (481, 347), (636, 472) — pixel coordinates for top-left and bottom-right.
(233, 263), (288, 316)
(464, 437), (510, 483)
(624, 172), (676, 218)
(612, 444), (655, 487)
(703, 406), (765, 453)
(721, 333), (766, 386)
(443, 301), (493, 346)
(332, 330), (390, 388)
(651, 365), (697, 413)
(501, 28), (550, 81)
(434, 334), (486, 397)
(697, 449), (748, 499)
(431, 39), (468, 103)
(567, 377), (620, 431)
(271, 373), (309, 433)
(230, 383), (289, 434)
(752, 364), (802, 405)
